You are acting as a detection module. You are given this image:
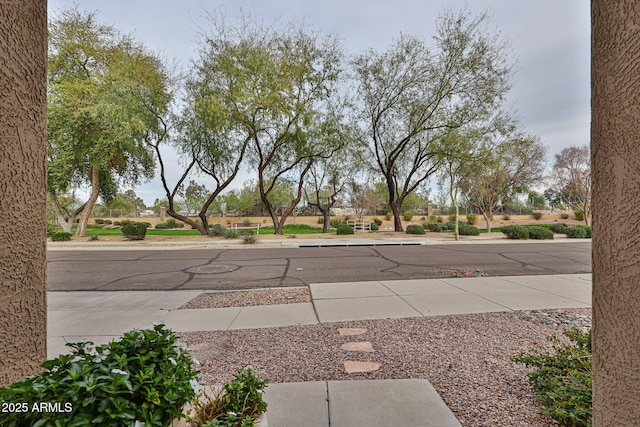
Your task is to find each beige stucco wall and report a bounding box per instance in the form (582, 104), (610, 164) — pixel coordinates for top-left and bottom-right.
(592, 1), (640, 425)
(0, 0), (48, 386)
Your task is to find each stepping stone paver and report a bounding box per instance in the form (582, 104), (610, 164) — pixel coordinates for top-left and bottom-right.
(337, 327), (368, 336)
(343, 361), (382, 373)
(340, 341), (375, 352)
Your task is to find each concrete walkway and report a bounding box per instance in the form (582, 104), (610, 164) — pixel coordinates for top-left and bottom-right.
(47, 273), (592, 426)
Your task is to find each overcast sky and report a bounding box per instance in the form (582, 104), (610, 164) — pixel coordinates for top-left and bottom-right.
(47, 1), (591, 206)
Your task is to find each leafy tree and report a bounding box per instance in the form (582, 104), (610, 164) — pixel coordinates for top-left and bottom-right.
(102, 189), (145, 216)
(550, 145), (591, 225)
(353, 8), (513, 231)
(177, 180), (208, 215)
(47, 7), (169, 237)
(527, 190), (546, 211)
(460, 131), (547, 233)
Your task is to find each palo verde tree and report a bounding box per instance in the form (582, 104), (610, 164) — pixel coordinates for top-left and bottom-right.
(459, 128), (547, 233)
(47, 7), (170, 237)
(353, 8), (513, 231)
(192, 15), (345, 234)
(549, 145), (592, 225)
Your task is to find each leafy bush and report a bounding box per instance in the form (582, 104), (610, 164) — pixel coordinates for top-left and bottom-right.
(533, 211), (543, 220)
(442, 221), (467, 231)
(513, 329), (591, 427)
(458, 225), (480, 236)
(0, 323), (200, 427)
(104, 219), (113, 225)
(317, 217), (325, 224)
(121, 221), (149, 240)
(119, 219), (131, 227)
(369, 222), (379, 231)
(373, 218), (383, 226)
(550, 223), (569, 234)
(528, 226), (554, 240)
(51, 232), (72, 241)
(113, 221), (121, 226)
(435, 216), (443, 223)
(155, 222), (170, 229)
(575, 225), (592, 238)
(94, 218), (105, 224)
(166, 218), (179, 228)
(502, 213), (511, 220)
(242, 235), (257, 244)
(466, 213), (478, 225)
(423, 222), (442, 232)
(385, 212), (392, 221)
(565, 226), (588, 239)
(209, 224), (225, 237)
(329, 218), (342, 229)
(573, 210), (585, 221)
(46, 223), (58, 236)
(336, 224), (354, 235)
(188, 367), (267, 427)
(405, 224), (426, 235)
(403, 211), (414, 221)
(501, 225), (529, 239)
(560, 213), (569, 219)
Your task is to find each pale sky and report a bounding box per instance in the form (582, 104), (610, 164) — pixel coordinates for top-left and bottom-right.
(47, 1), (591, 205)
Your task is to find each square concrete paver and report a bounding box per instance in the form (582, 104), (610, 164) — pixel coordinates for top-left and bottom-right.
(328, 379), (462, 427)
(403, 293), (510, 316)
(47, 292), (117, 310)
(229, 303), (318, 329)
(310, 282), (394, 300)
(263, 382), (329, 427)
(440, 277), (528, 292)
(88, 291), (203, 311)
(161, 307), (241, 332)
(313, 296), (421, 322)
(474, 290), (590, 310)
(47, 309), (166, 336)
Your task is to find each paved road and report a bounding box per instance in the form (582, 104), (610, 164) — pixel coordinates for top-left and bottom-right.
(47, 242), (591, 291)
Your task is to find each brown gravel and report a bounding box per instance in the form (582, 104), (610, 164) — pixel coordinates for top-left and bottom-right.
(179, 288), (311, 309)
(179, 310), (589, 427)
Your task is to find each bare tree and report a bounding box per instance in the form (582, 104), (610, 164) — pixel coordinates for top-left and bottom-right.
(550, 145), (592, 225)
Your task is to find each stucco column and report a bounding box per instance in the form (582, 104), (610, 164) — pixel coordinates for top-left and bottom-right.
(592, 1), (640, 425)
(0, 1), (48, 386)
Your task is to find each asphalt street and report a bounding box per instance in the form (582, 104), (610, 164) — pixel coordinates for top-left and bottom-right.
(47, 242), (591, 291)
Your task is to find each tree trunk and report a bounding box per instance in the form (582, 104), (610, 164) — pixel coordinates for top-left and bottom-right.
(319, 206), (331, 233)
(482, 212), (492, 235)
(390, 202), (403, 232)
(75, 166), (101, 238)
(50, 192), (86, 233)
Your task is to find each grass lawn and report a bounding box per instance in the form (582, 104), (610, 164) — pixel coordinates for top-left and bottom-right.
(82, 226), (202, 237)
(257, 224), (325, 235)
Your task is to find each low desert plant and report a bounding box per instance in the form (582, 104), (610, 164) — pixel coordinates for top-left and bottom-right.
(121, 221), (148, 240)
(550, 223), (569, 234)
(458, 225), (480, 236)
(528, 226), (554, 240)
(423, 222), (442, 232)
(329, 218), (342, 229)
(513, 328), (592, 427)
(369, 222), (379, 231)
(403, 211), (414, 221)
(336, 224), (354, 235)
(405, 224), (426, 235)
(574, 224), (592, 238)
(166, 218), (179, 228)
(104, 219), (112, 225)
(242, 235), (257, 244)
(466, 213), (478, 225)
(385, 212), (393, 221)
(573, 210), (585, 221)
(155, 222), (170, 229)
(209, 224), (225, 237)
(51, 232), (72, 241)
(560, 213), (570, 219)
(437, 269), (488, 278)
(94, 218), (105, 224)
(223, 229), (241, 239)
(502, 213), (512, 220)
(0, 323), (200, 427)
(373, 218), (383, 226)
(533, 211), (543, 220)
(501, 225), (529, 239)
(435, 216), (443, 223)
(89, 235), (99, 241)
(565, 226), (588, 239)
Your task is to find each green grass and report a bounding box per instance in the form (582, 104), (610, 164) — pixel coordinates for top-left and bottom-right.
(257, 224), (324, 235)
(83, 227), (201, 236)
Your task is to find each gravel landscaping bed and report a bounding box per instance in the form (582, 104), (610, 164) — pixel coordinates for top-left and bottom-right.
(179, 288), (311, 309)
(180, 309), (591, 426)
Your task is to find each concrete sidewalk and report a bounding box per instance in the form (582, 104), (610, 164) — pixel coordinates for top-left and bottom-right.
(47, 273), (591, 427)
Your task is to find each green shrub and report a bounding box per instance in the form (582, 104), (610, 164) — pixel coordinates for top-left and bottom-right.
(575, 225), (592, 238)
(385, 212), (393, 221)
(373, 218), (383, 226)
(155, 222), (170, 229)
(435, 216), (443, 223)
(550, 223), (569, 234)
(51, 232), (72, 241)
(121, 221), (148, 240)
(0, 323), (200, 427)
(528, 226), (554, 240)
(317, 217), (325, 224)
(104, 219), (112, 225)
(369, 222), (379, 231)
(209, 224), (225, 237)
(330, 218), (342, 229)
(242, 235), (257, 244)
(46, 223), (58, 236)
(533, 211), (543, 220)
(513, 329), (591, 427)
(119, 219), (131, 227)
(442, 221), (455, 231)
(501, 225), (529, 239)
(565, 226), (588, 239)
(503, 213), (511, 220)
(560, 213), (569, 219)
(423, 222), (442, 232)
(336, 224), (354, 235)
(466, 213), (478, 225)
(458, 225), (480, 236)
(113, 221), (121, 226)
(94, 218), (105, 224)
(403, 211), (414, 221)
(405, 224), (426, 235)
(448, 213), (457, 223)
(166, 218), (179, 228)
(573, 210), (585, 221)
